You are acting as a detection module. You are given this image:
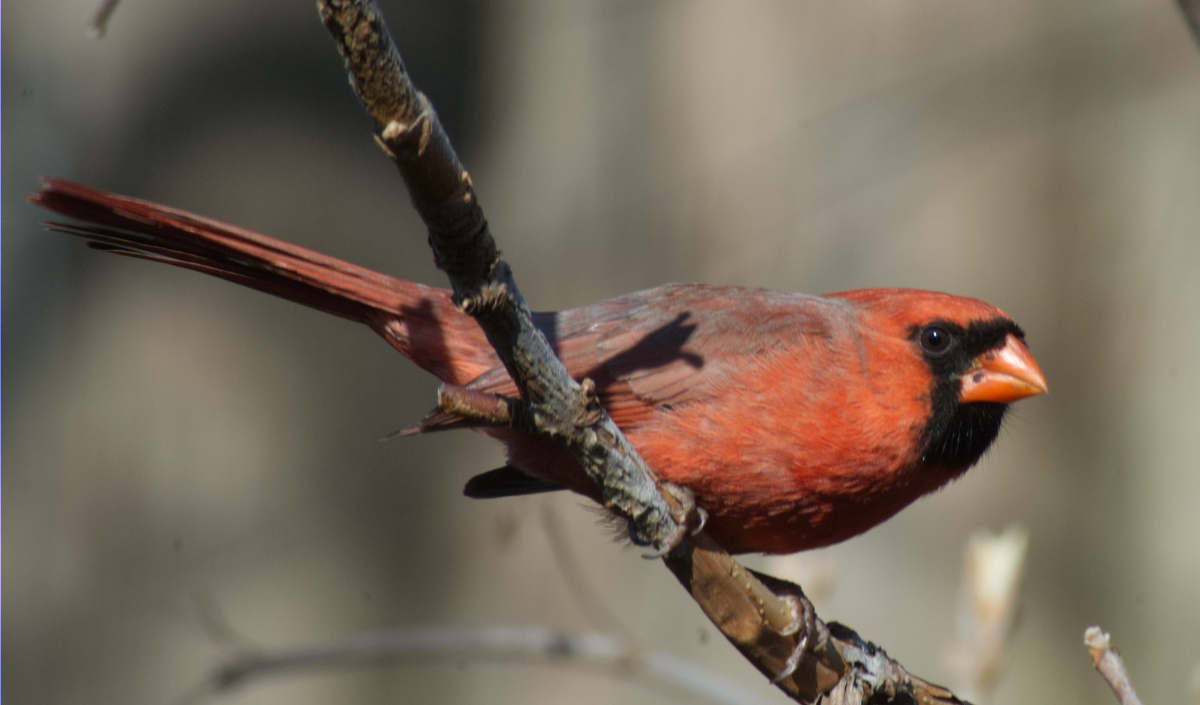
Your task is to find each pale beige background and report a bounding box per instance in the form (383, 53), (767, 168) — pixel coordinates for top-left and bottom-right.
(5, 1), (1200, 704)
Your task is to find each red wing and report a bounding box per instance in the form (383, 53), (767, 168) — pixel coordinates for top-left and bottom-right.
(466, 284), (844, 430)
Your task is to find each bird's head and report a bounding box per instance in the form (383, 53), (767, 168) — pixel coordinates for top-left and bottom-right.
(828, 288), (1048, 469)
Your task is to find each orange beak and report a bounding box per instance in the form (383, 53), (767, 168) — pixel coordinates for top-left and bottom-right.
(959, 334), (1048, 404)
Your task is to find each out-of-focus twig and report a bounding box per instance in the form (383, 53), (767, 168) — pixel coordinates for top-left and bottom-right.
(195, 626), (771, 705)
(87, 0), (122, 38)
(1178, 0), (1200, 48)
(948, 525), (1029, 702)
(1084, 627), (1145, 705)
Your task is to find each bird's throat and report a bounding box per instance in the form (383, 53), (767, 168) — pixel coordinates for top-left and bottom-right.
(919, 401), (1007, 469)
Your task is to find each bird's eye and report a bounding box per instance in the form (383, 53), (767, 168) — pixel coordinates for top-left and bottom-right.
(920, 326), (951, 354)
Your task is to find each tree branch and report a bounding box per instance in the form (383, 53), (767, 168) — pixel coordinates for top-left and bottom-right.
(317, 0), (682, 554)
(315, 1), (974, 702)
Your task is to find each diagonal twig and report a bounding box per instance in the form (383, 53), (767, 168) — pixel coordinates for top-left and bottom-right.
(317, 0), (683, 555)
(1085, 627), (1146, 705)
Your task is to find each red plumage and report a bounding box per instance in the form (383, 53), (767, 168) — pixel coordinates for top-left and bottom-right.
(30, 179), (1046, 554)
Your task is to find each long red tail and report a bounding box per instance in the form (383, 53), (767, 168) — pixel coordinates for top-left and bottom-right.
(29, 178), (497, 385)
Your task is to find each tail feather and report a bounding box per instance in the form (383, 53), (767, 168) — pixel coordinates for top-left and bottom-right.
(29, 178), (498, 385)
(32, 179), (417, 323)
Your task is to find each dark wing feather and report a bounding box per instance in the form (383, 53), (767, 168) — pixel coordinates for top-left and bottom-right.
(463, 465), (564, 498)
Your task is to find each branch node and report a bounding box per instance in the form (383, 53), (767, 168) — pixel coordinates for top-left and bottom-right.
(641, 483), (708, 559)
(573, 378), (604, 427)
(437, 385), (514, 426)
(455, 281), (511, 316)
(380, 109), (433, 158)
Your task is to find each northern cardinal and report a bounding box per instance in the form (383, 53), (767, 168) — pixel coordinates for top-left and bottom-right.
(31, 179), (1046, 555)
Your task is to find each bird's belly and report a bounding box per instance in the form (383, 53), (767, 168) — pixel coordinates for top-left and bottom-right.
(496, 401), (944, 555)
(645, 452), (931, 554)
(626, 405), (939, 555)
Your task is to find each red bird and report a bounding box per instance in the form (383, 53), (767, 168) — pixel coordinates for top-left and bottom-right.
(31, 179), (1047, 555)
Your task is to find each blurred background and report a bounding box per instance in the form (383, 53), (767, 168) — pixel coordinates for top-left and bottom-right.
(5, 1), (1200, 703)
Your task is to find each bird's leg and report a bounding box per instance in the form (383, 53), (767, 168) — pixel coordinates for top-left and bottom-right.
(641, 482), (708, 558)
(748, 570), (830, 683)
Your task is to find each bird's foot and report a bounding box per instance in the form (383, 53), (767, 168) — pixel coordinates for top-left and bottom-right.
(749, 571), (830, 684)
(640, 482), (707, 558)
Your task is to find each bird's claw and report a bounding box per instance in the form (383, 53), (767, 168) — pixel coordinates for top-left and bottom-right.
(640, 482), (707, 559)
(749, 575), (829, 684)
(771, 594), (815, 683)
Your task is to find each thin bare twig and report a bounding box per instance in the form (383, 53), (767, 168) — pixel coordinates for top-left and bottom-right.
(199, 626), (771, 705)
(1085, 627), (1145, 705)
(948, 526), (1030, 701)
